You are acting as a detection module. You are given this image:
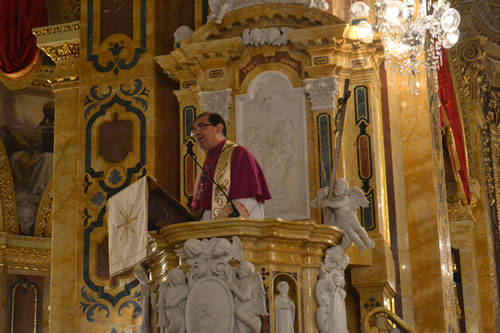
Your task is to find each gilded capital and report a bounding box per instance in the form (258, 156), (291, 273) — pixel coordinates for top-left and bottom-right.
(39, 43), (80, 62)
(35, 21), (80, 84)
(453, 39), (488, 104)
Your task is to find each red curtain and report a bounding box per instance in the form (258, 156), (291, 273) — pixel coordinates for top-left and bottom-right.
(0, 0), (47, 75)
(438, 49), (471, 203)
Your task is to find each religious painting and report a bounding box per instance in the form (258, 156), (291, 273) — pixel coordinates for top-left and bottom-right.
(236, 71), (310, 220)
(0, 85), (54, 235)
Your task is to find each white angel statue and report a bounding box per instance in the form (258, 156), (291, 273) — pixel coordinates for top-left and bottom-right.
(153, 269), (188, 333)
(227, 261), (268, 333)
(311, 178), (375, 250)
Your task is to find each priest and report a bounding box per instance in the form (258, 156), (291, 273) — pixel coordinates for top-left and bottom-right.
(191, 112), (271, 220)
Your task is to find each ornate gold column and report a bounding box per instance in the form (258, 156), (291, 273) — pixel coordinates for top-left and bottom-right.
(397, 65), (458, 331)
(383, 68), (416, 326)
(35, 21), (81, 333)
(449, 37), (500, 332)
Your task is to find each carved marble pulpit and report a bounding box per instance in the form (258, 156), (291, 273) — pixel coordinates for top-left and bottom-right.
(144, 219), (343, 333)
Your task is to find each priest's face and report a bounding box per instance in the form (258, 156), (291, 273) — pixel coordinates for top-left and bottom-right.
(193, 115), (225, 152)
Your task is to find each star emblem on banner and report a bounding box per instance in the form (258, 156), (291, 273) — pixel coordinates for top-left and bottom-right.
(116, 201), (138, 242)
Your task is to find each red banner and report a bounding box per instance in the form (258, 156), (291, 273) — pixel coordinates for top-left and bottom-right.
(0, 0), (47, 75)
(438, 49), (470, 203)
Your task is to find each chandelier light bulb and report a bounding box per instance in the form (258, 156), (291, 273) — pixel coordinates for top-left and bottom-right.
(441, 8), (461, 32)
(443, 29), (459, 48)
(357, 21), (374, 43)
(383, 1), (409, 23)
(349, 1), (370, 18)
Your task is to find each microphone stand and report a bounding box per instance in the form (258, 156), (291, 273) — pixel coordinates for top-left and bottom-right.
(190, 151), (241, 218)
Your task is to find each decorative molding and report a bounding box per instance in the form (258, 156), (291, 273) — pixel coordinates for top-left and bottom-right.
(0, 141), (18, 234)
(34, 180), (53, 237)
(32, 21), (80, 36)
(0, 233), (51, 273)
(198, 89), (232, 121)
(304, 76), (339, 111)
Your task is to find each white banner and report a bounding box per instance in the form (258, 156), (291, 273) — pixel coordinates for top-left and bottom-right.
(108, 176), (148, 276)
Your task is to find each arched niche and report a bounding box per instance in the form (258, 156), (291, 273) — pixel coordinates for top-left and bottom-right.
(236, 70), (310, 220)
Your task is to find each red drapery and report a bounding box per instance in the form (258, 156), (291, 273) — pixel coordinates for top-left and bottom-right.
(0, 0), (47, 75)
(438, 49), (471, 203)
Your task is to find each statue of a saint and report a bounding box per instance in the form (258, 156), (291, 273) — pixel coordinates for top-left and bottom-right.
(274, 281), (295, 333)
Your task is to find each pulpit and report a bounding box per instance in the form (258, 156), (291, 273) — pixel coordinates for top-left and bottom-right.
(143, 218), (343, 333)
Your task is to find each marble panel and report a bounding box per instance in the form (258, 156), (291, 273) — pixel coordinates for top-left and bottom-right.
(49, 87), (79, 332)
(450, 220), (481, 333)
(399, 76), (458, 331)
(236, 71), (310, 220)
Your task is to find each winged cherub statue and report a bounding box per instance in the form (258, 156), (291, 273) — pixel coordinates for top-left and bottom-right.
(311, 178), (375, 250)
(227, 261), (268, 333)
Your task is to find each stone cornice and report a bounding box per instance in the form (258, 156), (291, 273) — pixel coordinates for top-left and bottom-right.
(32, 21), (80, 37)
(0, 232), (51, 274)
(186, 3), (344, 42)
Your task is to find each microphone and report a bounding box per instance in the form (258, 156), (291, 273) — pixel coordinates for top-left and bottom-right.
(188, 149), (241, 218)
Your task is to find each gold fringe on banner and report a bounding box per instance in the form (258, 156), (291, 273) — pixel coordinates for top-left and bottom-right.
(0, 51), (42, 90)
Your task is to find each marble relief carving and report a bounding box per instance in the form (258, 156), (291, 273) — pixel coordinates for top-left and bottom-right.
(304, 76), (338, 111)
(174, 26), (194, 44)
(151, 237), (268, 333)
(236, 71), (310, 220)
(242, 27), (291, 46)
(199, 89), (232, 121)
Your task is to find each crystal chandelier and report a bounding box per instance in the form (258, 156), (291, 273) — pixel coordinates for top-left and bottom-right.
(348, 1), (461, 94)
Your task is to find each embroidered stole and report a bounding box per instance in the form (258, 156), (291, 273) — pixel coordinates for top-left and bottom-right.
(211, 140), (238, 218)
